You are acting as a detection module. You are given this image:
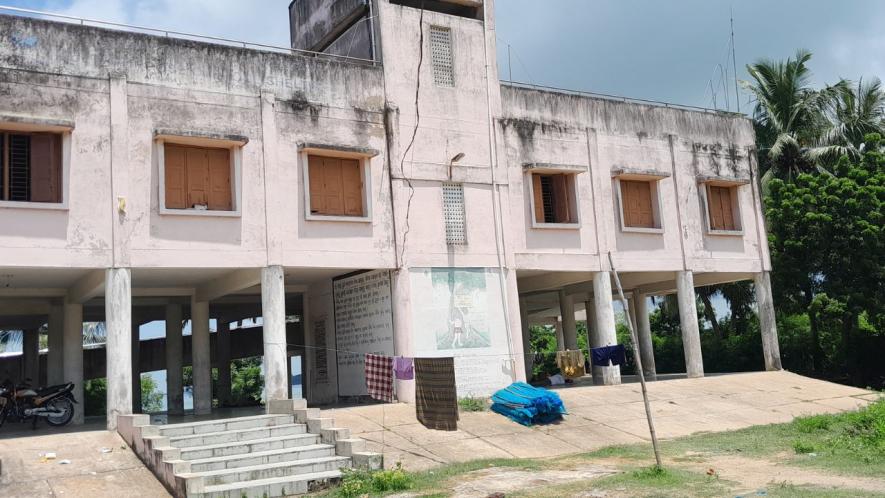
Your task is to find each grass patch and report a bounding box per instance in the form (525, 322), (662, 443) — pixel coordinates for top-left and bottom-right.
(333, 464), (412, 497)
(591, 465), (729, 498)
(457, 396), (488, 412)
(764, 482), (885, 498)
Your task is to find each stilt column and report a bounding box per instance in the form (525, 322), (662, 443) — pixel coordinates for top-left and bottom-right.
(217, 319), (232, 406)
(591, 272), (621, 385)
(558, 290), (578, 351)
(191, 297), (212, 415)
(676, 270), (704, 378)
(519, 296), (533, 382)
(22, 328), (39, 385)
(47, 305), (64, 386)
(262, 265), (288, 407)
(132, 315), (141, 413)
(105, 268), (131, 429)
(634, 293), (657, 380)
(165, 304), (184, 415)
(755, 271), (783, 371)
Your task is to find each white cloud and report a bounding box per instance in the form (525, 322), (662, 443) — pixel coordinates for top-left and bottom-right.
(42, 0), (292, 48)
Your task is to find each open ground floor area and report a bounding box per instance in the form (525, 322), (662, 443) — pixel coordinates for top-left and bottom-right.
(0, 264), (781, 429)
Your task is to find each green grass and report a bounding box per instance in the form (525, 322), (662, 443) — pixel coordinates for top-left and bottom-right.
(457, 396), (488, 412)
(587, 466), (730, 498)
(764, 482), (885, 498)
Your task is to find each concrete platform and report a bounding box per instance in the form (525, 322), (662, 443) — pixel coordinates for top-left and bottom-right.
(323, 371), (878, 470)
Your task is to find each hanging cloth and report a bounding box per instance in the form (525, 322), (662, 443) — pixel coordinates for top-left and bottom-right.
(393, 356), (414, 380)
(414, 357), (459, 431)
(365, 353), (394, 402)
(590, 344), (626, 367)
(555, 349), (586, 378)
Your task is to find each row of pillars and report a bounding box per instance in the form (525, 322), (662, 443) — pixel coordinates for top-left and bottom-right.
(519, 270), (782, 384)
(27, 265), (292, 430)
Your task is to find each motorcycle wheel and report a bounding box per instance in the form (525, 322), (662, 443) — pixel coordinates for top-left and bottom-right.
(45, 397), (74, 426)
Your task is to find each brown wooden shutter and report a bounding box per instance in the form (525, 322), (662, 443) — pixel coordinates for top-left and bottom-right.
(308, 155), (325, 214)
(185, 148), (209, 208)
(29, 133), (61, 203)
(207, 148), (232, 211)
(707, 186), (723, 229)
(341, 159), (363, 216)
(322, 157), (345, 216)
(552, 174), (570, 222)
(164, 145), (187, 209)
(621, 180), (654, 228)
(531, 173), (544, 223)
(720, 187), (735, 230)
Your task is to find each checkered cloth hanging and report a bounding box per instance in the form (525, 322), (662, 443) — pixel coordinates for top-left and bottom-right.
(365, 353), (394, 402)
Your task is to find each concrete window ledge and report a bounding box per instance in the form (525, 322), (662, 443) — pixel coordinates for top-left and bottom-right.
(0, 200), (69, 211)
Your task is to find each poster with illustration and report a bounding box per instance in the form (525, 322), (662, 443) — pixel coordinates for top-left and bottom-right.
(410, 267), (514, 397)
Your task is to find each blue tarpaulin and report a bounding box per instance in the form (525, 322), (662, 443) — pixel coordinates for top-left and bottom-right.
(490, 382), (567, 426)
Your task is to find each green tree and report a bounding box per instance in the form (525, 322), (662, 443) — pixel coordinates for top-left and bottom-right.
(140, 374), (164, 413)
(765, 134), (884, 380)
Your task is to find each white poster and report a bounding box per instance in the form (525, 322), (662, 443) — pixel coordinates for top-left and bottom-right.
(333, 270), (395, 397)
(410, 268), (515, 397)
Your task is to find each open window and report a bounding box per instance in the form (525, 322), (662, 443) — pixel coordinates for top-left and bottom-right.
(300, 143), (377, 222)
(698, 177), (747, 234)
(524, 163), (583, 228)
(156, 129), (246, 217)
(1, 130), (63, 204)
(612, 168), (668, 233)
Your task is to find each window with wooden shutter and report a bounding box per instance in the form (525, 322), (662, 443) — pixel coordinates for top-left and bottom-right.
(619, 180), (656, 229)
(163, 143), (233, 211)
(1, 130), (62, 203)
(307, 154), (365, 217)
(530, 172), (577, 224)
(707, 185), (737, 231)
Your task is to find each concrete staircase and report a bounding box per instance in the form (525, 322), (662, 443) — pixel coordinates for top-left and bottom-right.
(118, 400), (382, 498)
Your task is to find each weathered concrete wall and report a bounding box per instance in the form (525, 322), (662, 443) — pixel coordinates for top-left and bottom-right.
(0, 14), (392, 272)
(500, 85), (768, 275)
(289, 0), (369, 52)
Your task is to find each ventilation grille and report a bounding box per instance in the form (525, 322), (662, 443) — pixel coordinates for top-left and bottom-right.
(429, 26), (454, 87)
(442, 182), (466, 245)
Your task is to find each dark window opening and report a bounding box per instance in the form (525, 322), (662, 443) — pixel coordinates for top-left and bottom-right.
(531, 172), (577, 224)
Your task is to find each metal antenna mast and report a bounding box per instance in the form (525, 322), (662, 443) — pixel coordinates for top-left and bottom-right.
(731, 6), (740, 113)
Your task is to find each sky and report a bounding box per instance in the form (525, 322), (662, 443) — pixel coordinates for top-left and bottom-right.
(2, 0), (883, 112)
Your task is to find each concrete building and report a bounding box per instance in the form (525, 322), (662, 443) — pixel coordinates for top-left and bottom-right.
(0, 0), (781, 430)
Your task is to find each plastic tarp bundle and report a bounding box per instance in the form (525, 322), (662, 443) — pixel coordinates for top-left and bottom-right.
(490, 382), (567, 426)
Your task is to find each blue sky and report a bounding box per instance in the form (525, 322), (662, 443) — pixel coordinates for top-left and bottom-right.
(2, 0), (882, 111)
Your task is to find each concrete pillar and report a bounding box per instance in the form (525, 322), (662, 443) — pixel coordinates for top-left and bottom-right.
(131, 316), (141, 413)
(165, 304), (184, 415)
(105, 268), (132, 430)
(503, 269), (528, 383)
(553, 319), (564, 351)
(262, 265), (288, 408)
(216, 319), (232, 407)
(191, 297), (212, 415)
(47, 305), (64, 386)
(634, 293), (657, 380)
(62, 302), (84, 425)
(558, 290), (578, 351)
(676, 270), (704, 378)
(519, 296), (533, 381)
(391, 268), (415, 403)
(755, 271), (783, 371)
(591, 272), (621, 385)
(22, 328), (39, 385)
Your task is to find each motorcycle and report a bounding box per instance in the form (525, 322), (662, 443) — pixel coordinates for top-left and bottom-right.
(0, 378), (77, 429)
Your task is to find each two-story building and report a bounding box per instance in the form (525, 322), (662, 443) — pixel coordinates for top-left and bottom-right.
(0, 0), (780, 429)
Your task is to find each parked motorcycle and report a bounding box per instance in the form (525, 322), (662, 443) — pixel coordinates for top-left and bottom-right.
(0, 378), (77, 429)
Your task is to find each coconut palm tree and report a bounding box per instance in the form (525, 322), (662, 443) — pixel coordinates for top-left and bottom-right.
(742, 50), (841, 184)
(817, 77), (885, 161)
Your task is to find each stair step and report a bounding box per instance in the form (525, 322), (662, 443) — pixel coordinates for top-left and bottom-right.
(169, 423), (306, 448)
(188, 444), (336, 472)
(195, 470), (342, 498)
(184, 456), (351, 488)
(179, 433), (321, 460)
(157, 414), (294, 437)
